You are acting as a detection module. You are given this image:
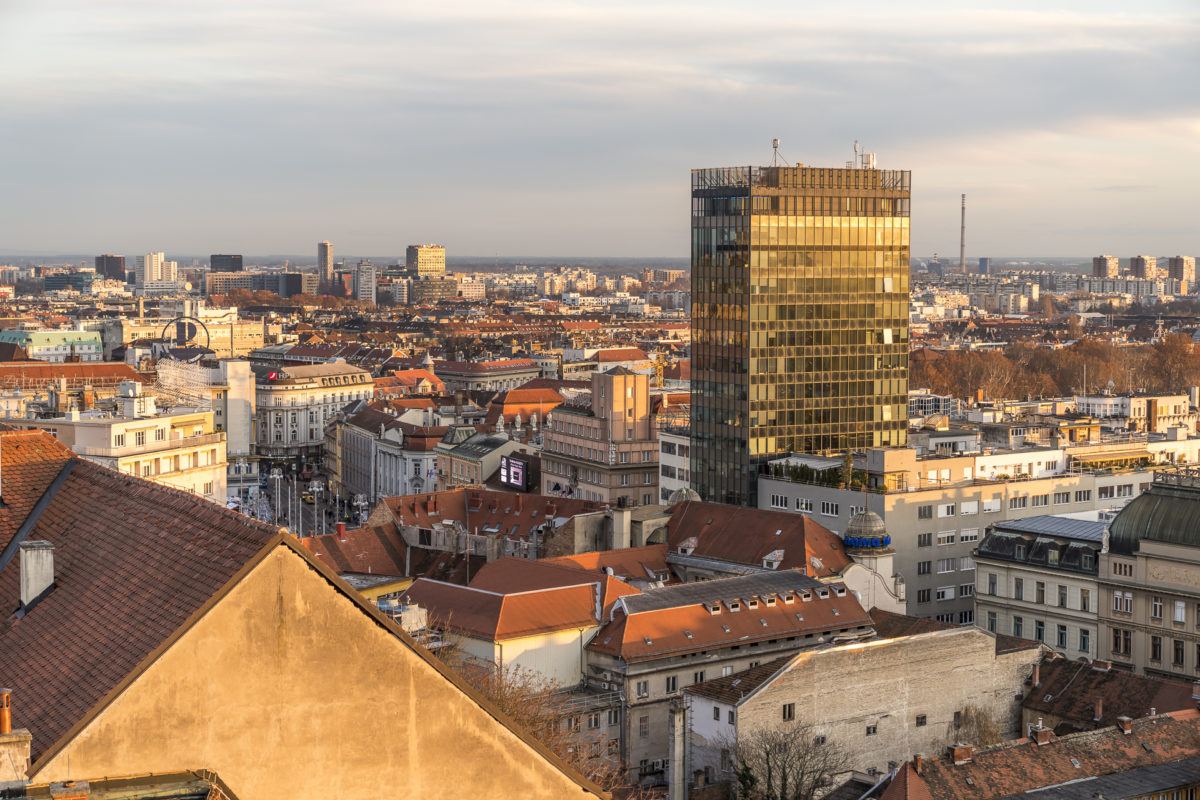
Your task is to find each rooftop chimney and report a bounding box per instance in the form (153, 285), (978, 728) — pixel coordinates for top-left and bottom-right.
(1094, 697), (1103, 722)
(336, 522), (347, 542)
(1191, 680), (1200, 702)
(0, 689), (10, 735)
(1117, 715), (1133, 734)
(950, 744), (973, 765)
(1031, 664), (1041, 687)
(913, 754), (923, 775)
(19, 540), (54, 609)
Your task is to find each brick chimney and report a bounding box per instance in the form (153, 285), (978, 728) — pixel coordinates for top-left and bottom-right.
(913, 754), (923, 775)
(1031, 663), (1040, 687)
(0, 688), (10, 735)
(951, 744), (973, 764)
(1117, 715), (1133, 734)
(336, 522), (347, 542)
(0, 689), (31, 790)
(1034, 727), (1055, 746)
(19, 540), (54, 609)
(1094, 697), (1103, 722)
(1092, 660), (1112, 673)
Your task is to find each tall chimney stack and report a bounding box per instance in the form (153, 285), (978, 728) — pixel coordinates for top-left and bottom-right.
(959, 193), (967, 275)
(0, 688), (11, 735)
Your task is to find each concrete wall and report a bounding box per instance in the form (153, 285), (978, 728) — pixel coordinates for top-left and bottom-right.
(32, 544), (601, 800)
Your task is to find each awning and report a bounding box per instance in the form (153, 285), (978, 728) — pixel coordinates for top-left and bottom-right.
(1072, 450), (1152, 467)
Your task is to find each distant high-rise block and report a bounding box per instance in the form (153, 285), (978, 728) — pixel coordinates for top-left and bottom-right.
(318, 240), (334, 284)
(135, 252), (166, 286)
(95, 254), (126, 281)
(1168, 255), (1196, 283)
(1130, 254), (1158, 279)
(210, 254), (243, 272)
(977, 257), (991, 275)
(690, 159), (910, 506)
(355, 260), (376, 304)
(406, 244), (446, 277)
(1092, 255), (1119, 278)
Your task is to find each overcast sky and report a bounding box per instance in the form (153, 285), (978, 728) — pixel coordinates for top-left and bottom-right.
(2, 0), (1197, 260)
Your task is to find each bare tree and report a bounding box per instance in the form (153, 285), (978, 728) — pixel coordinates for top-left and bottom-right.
(946, 704), (1006, 748)
(732, 723), (850, 800)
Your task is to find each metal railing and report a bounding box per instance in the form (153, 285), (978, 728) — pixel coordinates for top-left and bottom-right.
(76, 431), (225, 458)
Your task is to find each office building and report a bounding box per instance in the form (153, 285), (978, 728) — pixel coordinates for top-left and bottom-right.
(135, 252), (166, 286)
(94, 254), (126, 281)
(354, 259), (376, 304)
(406, 244), (446, 277)
(1093, 254), (1119, 278)
(210, 254), (243, 272)
(689, 159), (911, 505)
(318, 240), (333, 284)
(1130, 254), (1159, 279)
(976, 256), (991, 275)
(1168, 255), (1196, 283)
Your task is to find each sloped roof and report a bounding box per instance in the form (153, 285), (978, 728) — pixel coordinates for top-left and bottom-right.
(870, 607), (1036, 656)
(543, 544), (670, 583)
(381, 488), (603, 543)
(469, 557), (641, 617)
(1108, 475), (1200, 555)
(666, 500), (852, 578)
(300, 524), (409, 577)
(0, 362), (146, 389)
(401, 579), (601, 640)
(1022, 657), (1198, 730)
(0, 430), (75, 554)
(0, 446), (282, 761)
(685, 656), (792, 704)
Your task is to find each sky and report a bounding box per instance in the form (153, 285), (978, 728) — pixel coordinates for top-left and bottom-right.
(1, 0), (1198, 260)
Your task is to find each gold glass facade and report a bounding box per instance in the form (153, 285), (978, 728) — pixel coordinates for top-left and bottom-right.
(689, 165), (911, 505)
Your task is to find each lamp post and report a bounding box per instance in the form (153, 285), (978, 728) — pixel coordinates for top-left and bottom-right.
(353, 493), (369, 527)
(308, 479), (325, 536)
(269, 467), (284, 525)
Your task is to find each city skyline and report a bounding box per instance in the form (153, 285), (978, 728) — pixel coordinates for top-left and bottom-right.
(2, 1), (1197, 257)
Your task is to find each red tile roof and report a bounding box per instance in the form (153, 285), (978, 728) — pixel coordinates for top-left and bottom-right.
(594, 348), (649, 362)
(543, 544), (670, 583)
(1023, 656), (1199, 731)
(300, 524), (410, 576)
(0, 430), (74, 553)
(667, 501), (852, 579)
(380, 488), (604, 544)
(401, 579), (601, 640)
(0, 362), (147, 390)
(0, 443), (282, 762)
(469, 557), (641, 617)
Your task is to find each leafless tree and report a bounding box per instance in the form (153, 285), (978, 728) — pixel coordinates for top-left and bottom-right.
(732, 723), (850, 800)
(946, 704), (1006, 748)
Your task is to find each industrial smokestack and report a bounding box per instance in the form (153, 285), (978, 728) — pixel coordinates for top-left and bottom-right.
(959, 194), (967, 274)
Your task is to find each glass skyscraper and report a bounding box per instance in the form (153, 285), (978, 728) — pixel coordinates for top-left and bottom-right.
(689, 162), (911, 506)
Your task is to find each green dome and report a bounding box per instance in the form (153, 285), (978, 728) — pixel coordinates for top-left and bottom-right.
(1107, 478), (1200, 555)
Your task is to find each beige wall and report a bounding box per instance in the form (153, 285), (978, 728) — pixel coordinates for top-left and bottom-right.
(32, 545), (602, 800)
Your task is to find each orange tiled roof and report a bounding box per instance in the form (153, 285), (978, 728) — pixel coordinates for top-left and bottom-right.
(469, 557), (641, 617)
(401, 579), (601, 640)
(544, 544), (670, 583)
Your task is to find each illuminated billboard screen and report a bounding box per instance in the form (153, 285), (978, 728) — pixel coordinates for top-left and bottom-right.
(499, 455), (530, 492)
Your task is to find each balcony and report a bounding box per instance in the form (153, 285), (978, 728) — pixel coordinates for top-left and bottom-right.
(76, 431), (226, 459)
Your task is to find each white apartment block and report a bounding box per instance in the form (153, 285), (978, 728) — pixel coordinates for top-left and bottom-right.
(255, 361), (374, 463)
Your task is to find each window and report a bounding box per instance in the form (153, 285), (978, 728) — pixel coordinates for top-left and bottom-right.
(1082, 553), (1094, 570)
(135, 430), (146, 446)
(937, 558), (956, 574)
(1014, 578), (1024, 600)
(917, 561), (932, 575)
(960, 501), (978, 516)
(566, 715), (580, 731)
(782, 703), (795, 722)
(1081, 589), (1090, 612)
(1058, 585), (1068, 607)
(1056, 624), (1067, 648)
(1009, 496), (1028, 510)
(988, 573), (997, 595)
(1015, 544), (1027, 560)
(917, 533), (932, 548)
(155, 428), (165, 442)
(1036, 582), (1046, 604)
(1013, 617), (1023, 638)
(936, 586), (955, 602)
(917, 589), (931, 603)
(1075, 490), (1092, 502)
(918, 505), (933, 520)
(1098, 485), (1115, 500)
(938, 503), (956, 518)
(1079, 629), (1090, 653)
(693, 670), (705, 685)
(983, 498), (1001, 513)
(608, 709), (619, 726)
(713, 706), (721, 721)
(721, 666), (733, 677)
(636, 680), (649, 698)
(1176, 601), (1187, 624)
(821, 501), (839, 517)
(960, 583), (974, 597)
(728, 709), (736, 724)
(987, 611), (997, 633)
(770, 494), (788, 510)
(1113, 628), (1131, 656)
(639, 716), (650, 737)
(961, 556), (976, 571)
(865, 725), (877, 736)
(1034, 621), (1045, 642)
(796, 497), (813, 512)
(666, 676), (677, 693)
(937, 531), (955, 546)
(1054, 491), (1071, 504)
(113, 434), (125, 447)
(1152, 596), (1164, 620)
(960, 528), (979, 543)
(203, 481), (213, 495)
(1174, 639), (1185, 666)
(959, 610), (974, 624)
(813, 736), (826, 746)
(588, 713), (600, 730)
(1152, 635), (1163, 662)
(1031, 494), (1049, 507)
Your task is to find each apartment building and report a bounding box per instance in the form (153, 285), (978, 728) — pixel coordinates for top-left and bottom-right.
(542, 367), (658, 506)
(0, 329), (103, 362)
(4, 381), (226, 501)
(756, 442), (1179, 623)
(254, 360), (373, 463)
(1100, 469), (1200, 679)
(974, 516), (1105, 660)
(656, 422), (692, 503)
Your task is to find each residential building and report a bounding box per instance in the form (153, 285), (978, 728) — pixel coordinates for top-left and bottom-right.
(1092, 254), (1120, 278)
(210, 254), (243, 272)
(686, 623), (1039, 789)
(1100, 468), (1200, 678)
(354, 260), (376, 304)
(89, 303), (265, 359)
(689, 159), (910, 505)
(94, 254), (126, 281)
(1130, 254), (1159, 279)
(586, 570), (874, 786)
(318, 240), (333, 284)
(436, 430), (528, 491)
(435, 359), (543, 393)
(0, 330), (102, 363)
(1168, 255), (1196, 283)
(407, 275), (459, 305)
(974, 516), (1104, 660)
(406, 244), (446, 277)
(254, 361), (373, 464)
(542, 368), (659, 506)
(0, 430), (605, 800)
(657, 422), (692, 503)
(1075, 392), (1196, 435)
(2, 381), (226, 501)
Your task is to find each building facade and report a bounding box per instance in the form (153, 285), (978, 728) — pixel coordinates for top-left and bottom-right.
(254, 361), (374, 463)
(210, 254), (243, 272)
(406, 244), (446, 277)
(317, 240), (333, 284)
(690, 161), (910, 506)
(0, 330), (102, 362)
(1093, 254), (1120, 278)
(1168, 255), (1196, 283)
(355, 260), (376, 304)
(94, 254), (126, 281)
(542, 368), (659, 506)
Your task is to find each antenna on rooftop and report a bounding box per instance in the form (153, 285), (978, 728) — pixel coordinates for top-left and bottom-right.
(770, 138), (789, 167)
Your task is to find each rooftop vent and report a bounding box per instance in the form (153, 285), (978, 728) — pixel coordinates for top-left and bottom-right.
(684, 630), (693, 639)
(759, 618), (768, 627)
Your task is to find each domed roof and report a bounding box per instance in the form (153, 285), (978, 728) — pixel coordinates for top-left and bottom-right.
(1107, 476), (1200, 555)
(845, 509), (887, 541)
(668, 487), (702, 505)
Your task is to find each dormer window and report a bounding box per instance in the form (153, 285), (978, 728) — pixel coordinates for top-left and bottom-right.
(765, 597), (777, 607)
(747, 599), (759, 610)
(708, 603), (722, 615)
(728, 601), (741, 612)
(782, 594), (795, 604)
(833, 586), (847, 597)
(816, 588), (830, 599)
(801, 592), (813, 602)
